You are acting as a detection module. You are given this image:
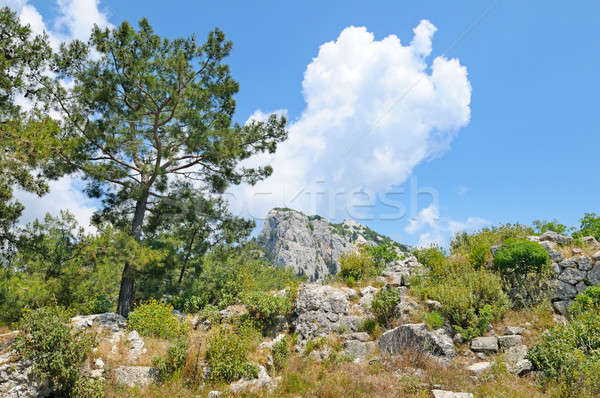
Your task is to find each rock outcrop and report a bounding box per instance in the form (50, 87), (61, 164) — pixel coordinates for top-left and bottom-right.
(378, 323), (456, 359)
(257, 208), (407, 280)
(526, 233), (600, 314)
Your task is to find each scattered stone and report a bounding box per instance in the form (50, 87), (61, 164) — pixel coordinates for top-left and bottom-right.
(592, 251), (600, 261)
(207, 391), (222, 398)
(554, 281), (578, 300)
(467, 361), (492, 375)
(127, 330), (147, 359)
(511, 359), (532, 375)
(342, 340), (377, 361)
(558, 268), (587, 284)
(348, 332), (371, 342)
(552, 300), (572, 316)
(94, 358), (104, 369)
(539, 231), (572, 246)
(0, 358), (51, 398)
(431, 390), (474, 398)
(576, 281), (589, 294)
(498, 335), (522, 348)
(575, 255), (593, 271)
(229, 365), (280, 394)
(71, 312), (126, 332)
(379, 323), (456, 358)
(425, 300), (442, 311)
(502, 326), (525, 335)
(470, 336), (498, 353)
(550, 262), (561, 274)
(113, 366), (156, 387)
(259, 333), (286, 350)
(558, 257), (577, 269)
(581, 236), (600, 247)
(453, 333), (465, 344)
(588, 263), (600, 285)
(504, 344), (528, 364)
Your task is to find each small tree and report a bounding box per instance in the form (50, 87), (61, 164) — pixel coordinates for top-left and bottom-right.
(42, 19), (287, 315)
(573, 212), (600, 241)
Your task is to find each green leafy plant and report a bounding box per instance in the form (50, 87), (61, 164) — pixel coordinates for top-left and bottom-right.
(493, 238), (549, 276)
(468, 243), (491, 269)
(370, 288), (400, 327)
(573, 212), (600, 241)
(13, 306), (103, 398)
(272, 336), (291, 371)
(364, 242), (398, 271)
(205, 324), (259, 382)
(153, 336), (188, 382)
(424, 311), (444, 330)
(339, 250), (375, 281)
(127, 299), (188, 339)
(528, 310), (600, 396)
(242, 291), (291, 332)
(358, 318), (379, 336)
(570, 285), (600, 315)
(413, 256), (509, 340)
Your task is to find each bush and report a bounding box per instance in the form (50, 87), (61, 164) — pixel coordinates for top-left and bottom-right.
(572, 212), (600, 241)
(370, 288), (400, 327)
(339, 250), (375, 281)
(205, 324), (259, 382)
(413, 256), (509, 340)
(242, 291), (291, 332)
(468, 244), (491, 269)
(363, 242), (398, 271)
(424, 311), (444, 330)
(272, 336), (291, 371)
(153, 336), (188, 382)
(527, 310), (600, 396)
(570, 285), (600, 315)
(13, 306), (103, 398)
(493, 238), (549, 276)
(358, 318), (379, 336)
(450, 223), (533, 255)
(127, 299), (188, 339)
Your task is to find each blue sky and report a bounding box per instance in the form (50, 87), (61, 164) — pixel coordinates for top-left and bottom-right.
(7, 0), (600, 246)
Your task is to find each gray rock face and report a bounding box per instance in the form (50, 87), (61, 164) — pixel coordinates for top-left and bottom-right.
(257, 209), (406, 280)
(341, 340), (377, 361)
(432, 390), (473, 398)
(293, 284), (363, 340)
(0, 356), (50, 398)
(113, 366), (157, 387)
(467, 361), (492, 375)
(229, 365), (280, 394)
(470, 337), (498, 353)
(498, 335), (522, 348)
(378, 323), (455, 358)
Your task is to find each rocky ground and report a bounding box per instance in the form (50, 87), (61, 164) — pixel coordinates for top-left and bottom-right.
(1, 230), (599, 397)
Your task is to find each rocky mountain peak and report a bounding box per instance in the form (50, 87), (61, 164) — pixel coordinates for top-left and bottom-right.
(256, 208), (407, 280)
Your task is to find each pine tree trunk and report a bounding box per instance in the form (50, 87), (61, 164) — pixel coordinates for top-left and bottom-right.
(116, 192), (148, 317)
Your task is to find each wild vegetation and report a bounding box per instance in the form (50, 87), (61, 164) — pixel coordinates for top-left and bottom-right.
(2, 5), (600, 398)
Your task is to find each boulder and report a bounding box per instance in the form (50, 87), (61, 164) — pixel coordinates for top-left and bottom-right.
(467, 361), (492, 375)
(504, 344), (528, 364)
(432, 390), (473, 398)
(293, 284), (365, 340)
(552, 300), (572, 316)
(558, 257), (578, 269)
(470, 337), (498, 353)
(0, 358), (51, 398)
(502, 326), (525, 335)
(341, 340), (377, 361)
(511, 359), (532, 375)
(580, 236), (600, 247)
(554, 281), (578, 300)
(229, 365), (280, 394)
(113, 366), (156, 387)
(498, 335), (522, 349)
(588, 263), (600, 286)
(539, 231), (572, 246)
(378, 323), (455, 358)
(575, 255), (593, 271)
(71, 312), (126, 332)
(558, 268), (587, 285)
(127, 330), (146, 360)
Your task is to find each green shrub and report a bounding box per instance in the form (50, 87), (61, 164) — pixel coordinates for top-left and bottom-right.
(570, 285), (600, 315)
(339, 250), (375, 281)
(242, 291), (291, 332)
(468, 244), (491, 269)
(346, 276), (356, 288)
(413, 257), (509, 340)
(371, 288), (400, 327)
(493, 238), (549, 276)
(424, 311), (444, 330)
(358, 318), (379, 336)
(572, 212), (600, 241)
(13, 306), (103, 398)
(304, 336), (326, 355)
(450, 223), (533, 255)
(153, 336), (188, 382)
(205, 324), (259, 382)
(363, 242), (398, 271)
(272, 336), (291, 371)
(527, 310), (600, 396)
(413, 246), (446, 270)
(127, 299), (188, 339)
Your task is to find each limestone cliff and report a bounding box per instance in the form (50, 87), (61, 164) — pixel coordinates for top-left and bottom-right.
(256, 208), (408, 280)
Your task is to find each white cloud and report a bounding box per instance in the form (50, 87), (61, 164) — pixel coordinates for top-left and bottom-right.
(3, 0), (112, 228)
(405, 204), (488, 247)
(230, 20), (472, 221)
